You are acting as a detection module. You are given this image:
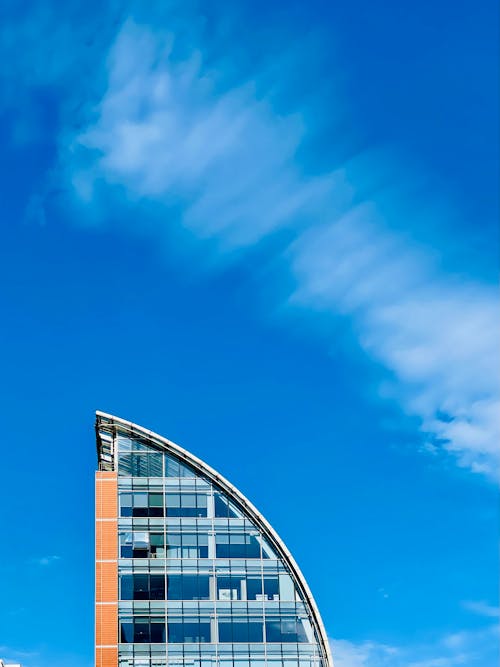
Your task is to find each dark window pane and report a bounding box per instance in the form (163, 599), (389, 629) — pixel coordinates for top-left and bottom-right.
(120, 622), (134, 643)
(248, 622), (263, 642)
(246, 535), (261, 558)
(218, 621), (232, 643)
(167, 622), (184, 643)
(149, 507), (164, 517)
(229, 543), (247, 558)
(167, 575), (183, 600)
(199, 622), (211, 643)
(263, 577), (280, 600)
(232, 621), (248, 642)
(215, 542), (230, 558)
(150, 575), (165, 600)
(132, 506), (148, 517)
(265, 621), (282, 642)
(247, 578), (262, 600)
(120, 575), (133, 600)
(182, 576), (199, 600)
(198, 575), (210, 600)
(214, 494), (229, 518)
(134, 622), (150, 643)
(132, 548), (148, 559)
(134, 574), (149, 600)
(150, 621), (166, 643)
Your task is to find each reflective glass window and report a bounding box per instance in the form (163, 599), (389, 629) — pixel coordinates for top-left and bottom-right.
(216, 576), (243, 600)
(214, 493), (240, 518)
(218, 619), (263, 643)
(263, 577), (280, 601)
(166, 533), (208, 558)
(265, 619), (308, 643)
(120, 618), (166, 643)
(167, 620), (211, 643)
(167, 574), (210, 600)
(215, 533), (261, 559)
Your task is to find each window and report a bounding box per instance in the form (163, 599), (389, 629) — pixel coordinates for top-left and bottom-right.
(167, 619), (211, 643)
(214, 493), (241, 518)
(118, 452), (163, 477)
(166, 533), (208, 559)
(131, 492), (148, 517)
(215, 533), (261, 559)
(165, 454), (196, 478)
(120, 617), (166, 643)
(265, 619), (308, 643)
(165, 493), (208, 518)
(149, 492), (164, 516)
(216, 575), (244, 600)
(119, 532), (165, 558)
(263, 577), (280, 601)
(218, 618), (263, 642)
(246, 577), (263, 600)
(167, 574), (210, 600)
(120, 574), (165, 600)
(119, 492), (133, 517)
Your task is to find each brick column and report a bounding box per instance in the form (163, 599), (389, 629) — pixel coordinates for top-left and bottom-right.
(95, 471), (118, 667)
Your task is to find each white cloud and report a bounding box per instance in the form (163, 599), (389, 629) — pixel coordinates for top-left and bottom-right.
(462, 600), (500, 618)
(290, 212), (500, 477)
(330, 638), (397, 667)
(330, 624), (499, 667)
(27, 15), (500, 480)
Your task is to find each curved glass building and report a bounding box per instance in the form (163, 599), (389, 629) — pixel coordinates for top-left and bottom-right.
(95, 412), (332, 667)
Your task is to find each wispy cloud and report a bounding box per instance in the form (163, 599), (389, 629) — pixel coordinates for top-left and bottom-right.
(3, 8), (499, 479)
(290, 211), (500, 476)
(30, 555), (61, 567)
(58, 18), (499, 479)
(330, 624), (499, 667)
(462, 600), (500, 618)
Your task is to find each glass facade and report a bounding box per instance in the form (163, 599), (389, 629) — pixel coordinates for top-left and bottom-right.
(96, 413), (332, 667)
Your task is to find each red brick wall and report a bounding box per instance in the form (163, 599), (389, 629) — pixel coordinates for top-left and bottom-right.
(95, 471), (118, 667)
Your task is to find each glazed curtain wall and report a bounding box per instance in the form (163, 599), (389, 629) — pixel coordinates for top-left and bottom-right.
(115, 435), (325, 667)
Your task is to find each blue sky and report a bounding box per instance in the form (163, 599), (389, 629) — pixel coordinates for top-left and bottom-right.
(0, 1), (498, 666)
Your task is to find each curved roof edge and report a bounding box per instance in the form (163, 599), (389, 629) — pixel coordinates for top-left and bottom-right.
(95, 410), (333, 667)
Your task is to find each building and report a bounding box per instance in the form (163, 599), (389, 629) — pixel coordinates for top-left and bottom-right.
(95, 412), (333, 667)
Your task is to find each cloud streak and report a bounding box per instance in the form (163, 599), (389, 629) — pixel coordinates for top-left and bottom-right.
(9, 9), (499, 479)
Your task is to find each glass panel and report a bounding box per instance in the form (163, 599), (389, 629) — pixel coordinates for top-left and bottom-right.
(263, 577), (280, 601)
(279, 574), (296, 601)
(217, 576), (243, 600)
(120, 621), (134, 643)
(167, 621), (211, 643)
(115, 429), (324, 660)
(120, 575), (133, 600)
